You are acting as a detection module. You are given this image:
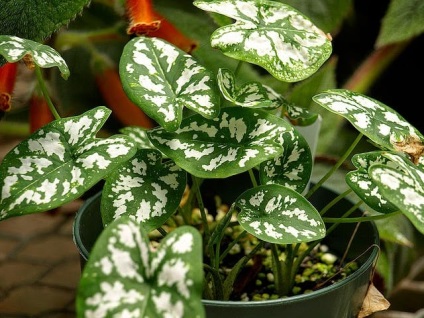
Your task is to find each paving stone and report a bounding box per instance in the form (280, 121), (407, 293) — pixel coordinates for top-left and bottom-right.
(0, 261), (48, 290)
(0, 214), (65, 239)
(0, 285), (74, 315)
(15, 235), (80, 263)
(40, 258), (81, 289)
(0, 239), (19, 261)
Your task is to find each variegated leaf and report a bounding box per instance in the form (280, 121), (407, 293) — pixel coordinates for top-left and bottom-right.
(77, 218), (205, 318)
(0, 35), (69, 79)
(259, 128), (312, 193)
(147, 106), (290, 178)
(369, 161), (424, 235)
(194, 0), (332, 82)
(235, 184), (325, 244)
(217, 68), (273, 108)
(0, 107), (136, 220)
(120, 126), (156, 150)
(120, 36), (220, 132)
(346, 151), (400, 213)
(285, 103), (319, 126)
(101, 149), (186, 231)
(313, 89), (424, 160)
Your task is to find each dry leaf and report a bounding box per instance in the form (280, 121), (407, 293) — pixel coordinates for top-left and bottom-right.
(358, 283), (391, 318)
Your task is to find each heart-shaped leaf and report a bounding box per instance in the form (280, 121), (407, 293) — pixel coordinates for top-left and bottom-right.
(101, 149), (187, 231)
(0, 107), (136, 220)
(77, 217), (205, 318)
(120, 36), (220, 131)
(346, 151), (400, 213)
(235, 184), (325, 244)
(313, 89), (424, 161)
(369, 160), (424, 235)
(259, 128), (312, 193)
(0, 35), (69, 79)
(194, 0), (332, 82)
(147, 106), (291, 178)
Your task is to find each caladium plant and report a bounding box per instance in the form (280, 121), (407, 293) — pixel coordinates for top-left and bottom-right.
(0, 0), (423, 317)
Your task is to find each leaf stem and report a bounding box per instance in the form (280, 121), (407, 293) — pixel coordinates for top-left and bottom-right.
(323, 210), (402, 223)
(34, 66), (60, 120)
(306, 133), (363, 199)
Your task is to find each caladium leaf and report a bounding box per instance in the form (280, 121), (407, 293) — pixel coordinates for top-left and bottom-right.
(285, 103), (319, 126)
(0, 107), (136, 220)
(101, 149), (187, 231)
(77, 217), (205, 318)
(193, 0), (332, 82)
(147, 106), (291, 179)
(346, 151), (400, 214)
(369, 160), (424, 235)
(120, 36), (220, 132)
(313, 89), (424, 163)
(217, 68), (274, 108)
(235, 184), (325, 244)
(0, 35), (70, 79)
(259, 128), (312, 193)
(120, 126), (156, 150)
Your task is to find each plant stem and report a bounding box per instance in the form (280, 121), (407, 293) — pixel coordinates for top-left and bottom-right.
(306, 133), (363, 199)
(34, 66), (60, 120)
(323, 210), (402, 223)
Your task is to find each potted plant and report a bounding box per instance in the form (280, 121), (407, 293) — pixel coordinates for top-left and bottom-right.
(0, 0), (423, 317)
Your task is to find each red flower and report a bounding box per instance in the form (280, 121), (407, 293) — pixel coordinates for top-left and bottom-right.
(125, 0), (197, 53)
(0, 62), (18, 112)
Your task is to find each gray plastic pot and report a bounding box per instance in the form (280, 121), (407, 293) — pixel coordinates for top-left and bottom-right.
(73, 186), (379, 318)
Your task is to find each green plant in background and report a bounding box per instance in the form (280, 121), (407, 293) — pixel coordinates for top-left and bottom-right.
(0, 0), (423, 317)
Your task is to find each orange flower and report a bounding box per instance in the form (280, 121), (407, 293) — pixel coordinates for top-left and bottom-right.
(125, 0), (197, 53)
(148, 11), (198, 53)
(126, 0), (161, 35)
(0, 62), (18, 112)
(29, 93), (54, 133)
(92, 54), (156, 128)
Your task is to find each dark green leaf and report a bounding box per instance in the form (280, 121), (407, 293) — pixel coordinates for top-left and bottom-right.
(0, 0), (90, 42)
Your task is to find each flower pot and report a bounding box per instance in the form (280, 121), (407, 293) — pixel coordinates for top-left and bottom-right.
(73, 185), (379, 318)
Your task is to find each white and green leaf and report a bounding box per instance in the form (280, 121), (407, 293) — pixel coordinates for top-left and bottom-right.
(235, 184), (325, 244)
(120, 36), (220, 132)
(0, 107), (136, 220)
(313, 89), (424, 155)
(147, 106), (291, 179)
(369, 159), (424, 235)
(217, 68), (274, 108)
(0, 35), (70, 79)
(120, 126), (156, 150)
(77, 218), (204, 318)
(259, 128), (312, 193)
(101, 149), (187, 231)
(194, 0), (332, 82)
(346, 151), (400, 214)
